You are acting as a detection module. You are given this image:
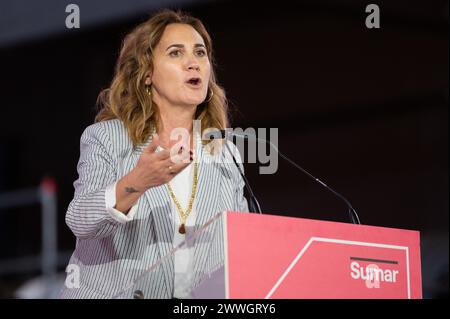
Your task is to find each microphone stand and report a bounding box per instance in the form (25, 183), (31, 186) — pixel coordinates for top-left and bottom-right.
(223, 141), (262, 214)
(222, 130), (361, 225)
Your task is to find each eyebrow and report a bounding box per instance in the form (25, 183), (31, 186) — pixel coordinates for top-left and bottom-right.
(166, 43), (206, 51)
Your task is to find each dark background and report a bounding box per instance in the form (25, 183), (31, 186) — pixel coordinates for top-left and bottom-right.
(0, 0), (448, 298)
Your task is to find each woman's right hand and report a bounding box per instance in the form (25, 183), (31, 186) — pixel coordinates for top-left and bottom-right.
(113, 133), (192, 214)
(131, 133), (193, 191)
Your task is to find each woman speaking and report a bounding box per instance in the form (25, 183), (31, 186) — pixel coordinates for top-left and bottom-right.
(60, 9), (248, 299)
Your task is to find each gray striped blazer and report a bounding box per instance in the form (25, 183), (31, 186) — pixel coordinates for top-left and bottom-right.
(59, 119), (248, 299)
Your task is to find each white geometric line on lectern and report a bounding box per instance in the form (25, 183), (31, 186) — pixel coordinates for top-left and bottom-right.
(264, 237), (410, 299)
(405, 247), (411, 299)
(264, 238), (314, 299)
(223, 212), (230, 299)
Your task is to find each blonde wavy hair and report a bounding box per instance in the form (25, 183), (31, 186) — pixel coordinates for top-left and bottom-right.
(95, 9), (228, 149)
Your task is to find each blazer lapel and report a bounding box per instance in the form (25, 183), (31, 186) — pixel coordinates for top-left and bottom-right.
(191, 136), (223, 286)
(143, 182), (174, 296)
(120, 135), (175, 297)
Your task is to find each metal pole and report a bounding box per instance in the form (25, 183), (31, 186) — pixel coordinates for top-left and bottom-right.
(40, 176), (58, 298)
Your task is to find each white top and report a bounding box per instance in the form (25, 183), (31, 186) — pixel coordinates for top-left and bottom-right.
(104, 147), (196, 299)
(167, 158), (196, 299)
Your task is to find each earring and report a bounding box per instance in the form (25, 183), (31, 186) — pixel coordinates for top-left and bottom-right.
(206, 88), (214, 102)
(145, 85), (151, 96)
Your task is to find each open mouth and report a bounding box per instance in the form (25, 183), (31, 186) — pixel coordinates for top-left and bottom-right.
(186, 77), (202, 86)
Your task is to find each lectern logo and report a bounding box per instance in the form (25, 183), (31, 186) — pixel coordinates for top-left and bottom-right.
(350, 257), (399, 289)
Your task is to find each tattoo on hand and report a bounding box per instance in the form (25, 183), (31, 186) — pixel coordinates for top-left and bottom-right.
(125, 187), (139, 193)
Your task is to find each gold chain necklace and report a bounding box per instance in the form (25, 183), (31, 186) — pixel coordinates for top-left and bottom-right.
(167, 160), (198, 234)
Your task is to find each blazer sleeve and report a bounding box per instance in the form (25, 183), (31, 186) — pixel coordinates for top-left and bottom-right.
(65, 123), (122, 239)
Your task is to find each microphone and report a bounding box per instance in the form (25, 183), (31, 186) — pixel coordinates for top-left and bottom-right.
(206, 131), (262, 214)
(207, 129), (361, 225)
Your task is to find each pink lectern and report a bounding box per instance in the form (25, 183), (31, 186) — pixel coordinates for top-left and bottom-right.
(116, 211), (422, 299)
(219, 211), (422, 299)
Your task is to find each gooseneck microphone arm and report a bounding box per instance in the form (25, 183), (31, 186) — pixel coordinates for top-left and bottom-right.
(208, 133), (262, 214)
(223, 142), (262, 214)
(219, 130), (361, 225)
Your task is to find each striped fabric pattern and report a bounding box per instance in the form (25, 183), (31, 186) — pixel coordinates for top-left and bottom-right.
(60, 119), (249, 299)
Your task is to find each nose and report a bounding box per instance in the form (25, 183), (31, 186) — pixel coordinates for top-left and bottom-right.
(188, 64), (200, 71)
(186, 53), (200, 72)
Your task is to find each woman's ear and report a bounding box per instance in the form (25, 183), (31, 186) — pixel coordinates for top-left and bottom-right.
(144, 75), (152, 86)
